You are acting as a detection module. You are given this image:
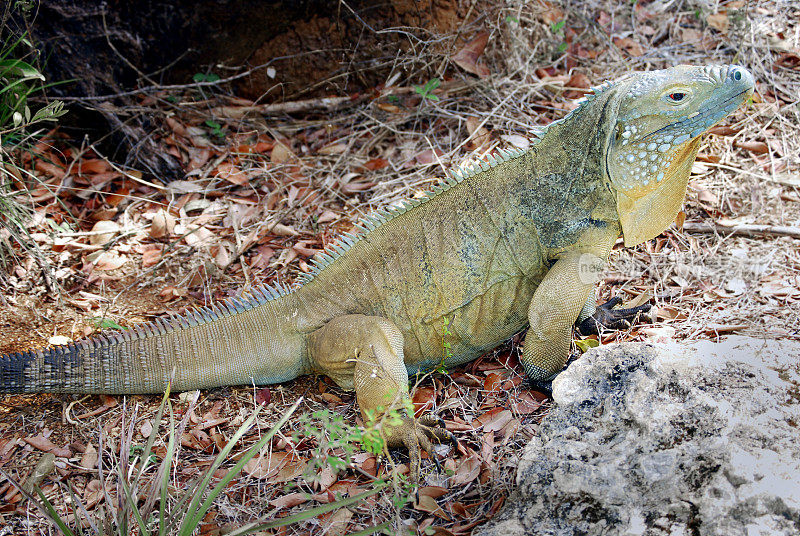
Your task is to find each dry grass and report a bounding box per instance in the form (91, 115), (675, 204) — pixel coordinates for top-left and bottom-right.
(0, 0), (798, 534)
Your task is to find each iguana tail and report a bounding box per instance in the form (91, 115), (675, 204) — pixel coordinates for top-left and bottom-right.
(0, 286), (308, 394)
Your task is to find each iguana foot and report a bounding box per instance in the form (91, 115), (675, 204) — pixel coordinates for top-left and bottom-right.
(385, 413), (456, 481)
(577, 297), (652, 335)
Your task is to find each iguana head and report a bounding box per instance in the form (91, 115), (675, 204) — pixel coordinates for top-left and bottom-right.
(605, 65), (754, 246)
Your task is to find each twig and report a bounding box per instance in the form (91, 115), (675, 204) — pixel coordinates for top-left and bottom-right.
(56, 51), (331, 103)
(681, 222), (800, 240)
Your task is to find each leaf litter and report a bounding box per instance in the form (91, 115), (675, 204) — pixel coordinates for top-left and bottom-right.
(1, 0), (800, 534)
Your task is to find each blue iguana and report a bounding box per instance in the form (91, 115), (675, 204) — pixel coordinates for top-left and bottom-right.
(0, 65), (754, 476)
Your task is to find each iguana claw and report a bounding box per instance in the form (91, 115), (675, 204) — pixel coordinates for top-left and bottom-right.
(386, 413), (455, 481)
(577, 297), (652, 335)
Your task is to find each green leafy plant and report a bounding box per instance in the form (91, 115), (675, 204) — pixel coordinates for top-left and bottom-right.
(0, 4), (67, 277)
(435, 316), (454, 374)
(203, 118), (225, 138)
(192, 72), (220, 84)
(550, 19), (566, 33)
(91, 317), (126, 331)
(413, 78), (440, 102)
(0, 41), (65, 138)
(549, 19), (568, 53)
(2, 391), (395, 535)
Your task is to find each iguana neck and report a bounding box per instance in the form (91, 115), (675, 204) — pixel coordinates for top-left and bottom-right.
(525, 86), (623, 235)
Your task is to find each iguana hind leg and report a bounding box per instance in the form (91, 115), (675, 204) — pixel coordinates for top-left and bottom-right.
(307, 314), (452, 480)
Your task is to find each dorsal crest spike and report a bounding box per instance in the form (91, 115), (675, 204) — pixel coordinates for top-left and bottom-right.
(293, 144), (528, 287)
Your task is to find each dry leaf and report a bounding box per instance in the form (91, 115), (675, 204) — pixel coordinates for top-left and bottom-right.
(184, 226), (215, 248)
(215, 162), (250, 185)
(376, 102), (402, 113)
(320, 507), (353, 536)
(317, 210), (339, 224)
(513, 391), (546, 415)
(735, 140), (769, 154)
(452, 32), (491, 78)
(78, 159), (112, 174)
(363, 158), (389, 170)
(414, 149), (443, 166)
(271, 141), (295, 163)
(500, 135), (530, 150)
(269, 492), (309, 509)
(318, 142), (348, 155)
(483, 409), (513, 433)
(418, 486), (448, 499)
(24, 435), (71, 458)
(84, 479), (103, 508)
(150, 209), (175, 238)
(613, 37), (644, 57)
(708, 125), (740, 136)
(273, 459), (307, 482)
(412, 386), (436, 416)
(244, 451), (291, 479)
(643, 326), (676, 343)
(94, 251), (128, 271)
(48, 335), (71, 346)
(415, 494), (440, 513)
(80, 443), (98, 470)
(140, 420), (153, 438)
(466, 117), (491, 149)
(270, 223), (299, 237)
(89, 220), (120, 246)
(451, 455), (481, 485)
(706, 12), (730, 33)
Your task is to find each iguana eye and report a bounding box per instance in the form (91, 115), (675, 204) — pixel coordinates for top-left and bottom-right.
(667, 92), (686, 102)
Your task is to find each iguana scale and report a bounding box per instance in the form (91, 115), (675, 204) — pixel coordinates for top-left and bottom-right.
(0, 65), (754, 476)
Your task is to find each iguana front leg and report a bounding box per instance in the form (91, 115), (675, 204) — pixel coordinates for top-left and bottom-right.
(576, 296), (652, 335)
(522, 238), (615, 380)
(307, 314), (452, 480)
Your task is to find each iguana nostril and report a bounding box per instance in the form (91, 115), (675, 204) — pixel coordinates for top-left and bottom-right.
(732, 69), (742, 81)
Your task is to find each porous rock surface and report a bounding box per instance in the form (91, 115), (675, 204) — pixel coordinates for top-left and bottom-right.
(479, 336), (800, 536)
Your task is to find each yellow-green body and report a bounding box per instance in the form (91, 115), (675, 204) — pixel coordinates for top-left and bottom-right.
(1, 65), (754, 476)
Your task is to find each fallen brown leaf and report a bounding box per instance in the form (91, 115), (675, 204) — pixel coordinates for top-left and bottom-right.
(735, 140), (769, 154)
(452, 31), (491, 78)
(271, 141), (295, 163)
(24, 435), (71, 458)
(269, 492), (309, 509)
(613, 37), (644, 57)
(80, 443), (98, 470)
(450, 455), (481, 485)
(706, 12), (730, 33)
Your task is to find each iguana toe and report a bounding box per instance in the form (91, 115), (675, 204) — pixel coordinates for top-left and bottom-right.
(577, 297), (652, 335)
(385, 414), (455, 481)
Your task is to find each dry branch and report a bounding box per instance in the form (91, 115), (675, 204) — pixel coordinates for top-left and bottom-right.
(681, 222), (800, 240)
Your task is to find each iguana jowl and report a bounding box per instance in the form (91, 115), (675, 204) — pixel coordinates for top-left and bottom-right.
(0, 65), (754, 475)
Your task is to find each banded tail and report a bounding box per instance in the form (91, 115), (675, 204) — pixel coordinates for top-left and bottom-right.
(0, 285), (307, 394)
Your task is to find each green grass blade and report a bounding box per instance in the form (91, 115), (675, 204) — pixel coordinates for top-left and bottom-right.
(224, 482), (388, 536)
(180, 398), (303, 535)
(35, 486), (78, 536)
(119, 476), (148, 534)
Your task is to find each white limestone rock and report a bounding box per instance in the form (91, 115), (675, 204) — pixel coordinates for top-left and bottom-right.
(478, 336), (800, 536)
